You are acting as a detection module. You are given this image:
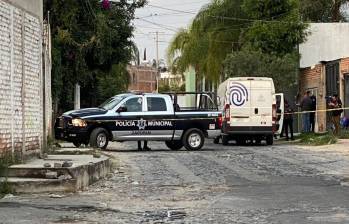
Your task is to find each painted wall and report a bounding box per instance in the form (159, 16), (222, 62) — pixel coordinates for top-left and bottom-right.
(300, 23), (349, 68)
(7, 0), (43, 20)
(0, 0), (43, 159)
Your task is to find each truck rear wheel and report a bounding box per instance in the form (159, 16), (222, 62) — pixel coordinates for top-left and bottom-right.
(266, 135), (274, 145)
(222, 135), (229, 145)
(165, 140), (183, 150)
(90, 128), (109, 149)
(182, 128), (204, 150)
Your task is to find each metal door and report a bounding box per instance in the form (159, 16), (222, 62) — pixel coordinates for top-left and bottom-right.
(345, 75), (349, 118)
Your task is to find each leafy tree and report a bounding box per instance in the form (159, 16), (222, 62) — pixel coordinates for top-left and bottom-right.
(242, 0), (307, 56)
(44, 0), (145, 113)
(224, 0), (307, 90)
(168, 0), (308, 91)
(300, 0), (349, 22)
(224, 49), (299, 92)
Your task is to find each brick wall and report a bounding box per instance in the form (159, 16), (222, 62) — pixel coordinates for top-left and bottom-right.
(127, 65), (157, 93)
(300, 57), (349, 132)
(0, 0), (42, 159)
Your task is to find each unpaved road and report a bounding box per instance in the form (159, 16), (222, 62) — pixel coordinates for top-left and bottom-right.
(1, 140), (349, 223)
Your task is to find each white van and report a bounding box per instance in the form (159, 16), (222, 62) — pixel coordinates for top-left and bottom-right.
(217, 77), (284, 145)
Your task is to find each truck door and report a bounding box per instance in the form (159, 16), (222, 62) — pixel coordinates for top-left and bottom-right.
(113, 96), (145, 140)
(143, 96), (174, 140)
(228, 80), (251, 126)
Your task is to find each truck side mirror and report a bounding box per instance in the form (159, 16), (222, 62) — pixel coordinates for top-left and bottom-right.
(117, 106), (127, 113)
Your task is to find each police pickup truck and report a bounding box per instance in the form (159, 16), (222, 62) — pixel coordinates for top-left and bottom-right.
(55, 92), (222, 150)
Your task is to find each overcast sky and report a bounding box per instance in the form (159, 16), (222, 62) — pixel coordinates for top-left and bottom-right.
(132, 0), (211, 63)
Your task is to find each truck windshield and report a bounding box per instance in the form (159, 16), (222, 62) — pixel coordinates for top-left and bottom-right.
(99, 95), (128, 110)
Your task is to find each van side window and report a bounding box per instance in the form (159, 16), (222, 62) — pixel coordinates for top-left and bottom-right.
(147, 97), (167, 111)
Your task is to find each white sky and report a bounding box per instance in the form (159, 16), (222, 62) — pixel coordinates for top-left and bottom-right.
(132, 0), (211, 63)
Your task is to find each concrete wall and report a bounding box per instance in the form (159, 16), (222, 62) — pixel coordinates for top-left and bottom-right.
(300, 23), (349, 68)
(0, 0), (43, 159)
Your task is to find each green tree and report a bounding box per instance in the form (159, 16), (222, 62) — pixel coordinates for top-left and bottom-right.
(300, 0), (349, 22)
(224, 49), (298, 92)
(242, 0), (307, 56)
(45, 0), (145, 113)
(224, 0), (307, 89)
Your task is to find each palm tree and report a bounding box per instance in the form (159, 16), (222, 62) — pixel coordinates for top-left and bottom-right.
(167, 0), (248, 84)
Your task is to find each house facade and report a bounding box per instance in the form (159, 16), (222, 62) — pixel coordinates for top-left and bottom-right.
(299, 23), (349, 132)
(127, 65), (158, 93)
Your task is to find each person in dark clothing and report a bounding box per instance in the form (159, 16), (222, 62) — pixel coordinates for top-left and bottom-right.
(328, 94), (343, 135)
(284, 100), (294, 141)
(299, 91), (312, 133)
(310, 94), (316, 132)
(138, 141), (151, 151)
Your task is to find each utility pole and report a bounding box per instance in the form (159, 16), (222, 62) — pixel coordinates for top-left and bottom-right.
(149, 31), (165, 93)
(156, 31), (159, 68)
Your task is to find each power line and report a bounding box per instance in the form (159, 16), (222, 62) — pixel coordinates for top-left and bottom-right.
(137, 11), (198, 19)
(147, 4), (304, 24)
(137, 18), (180, 32)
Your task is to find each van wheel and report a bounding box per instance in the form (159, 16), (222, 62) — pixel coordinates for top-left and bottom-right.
(165, 140), (183, 150)
(266, 135), (274, 145)
(236, 139), (245, 146)
(182, 128), (205, 150)
(90, 128), (109, 149)
(222, 135), (229, 145)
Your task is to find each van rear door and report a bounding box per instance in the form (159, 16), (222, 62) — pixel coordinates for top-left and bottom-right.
(228, 80), (251, 126)
(250, 80), (273, 128)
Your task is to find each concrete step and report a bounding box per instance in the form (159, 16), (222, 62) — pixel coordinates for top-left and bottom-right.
(1, 154), (112, 193)
(1, 177), (77, 193)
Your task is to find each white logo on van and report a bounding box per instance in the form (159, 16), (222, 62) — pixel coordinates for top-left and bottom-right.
(229, 82), (249, 106)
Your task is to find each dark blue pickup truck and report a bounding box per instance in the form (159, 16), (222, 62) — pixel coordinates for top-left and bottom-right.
(55, 92), (222, 150)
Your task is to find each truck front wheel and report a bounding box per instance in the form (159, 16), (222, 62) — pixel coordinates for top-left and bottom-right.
(165, 140), (183, 150)
(90, 128), (109, 149)
(182, 128), (205, 151)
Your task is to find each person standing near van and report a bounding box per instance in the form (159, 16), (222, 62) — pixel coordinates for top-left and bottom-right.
(328, 94), (343, 135)
(300, 91), (312, 133)
(284, 100), (294, 141)
(310, 94), (316, 132)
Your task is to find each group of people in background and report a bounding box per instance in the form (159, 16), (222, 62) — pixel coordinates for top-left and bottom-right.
(299, 90), (317, 133)
(299, 91), (343, 135)
(281, 90), (344, 140)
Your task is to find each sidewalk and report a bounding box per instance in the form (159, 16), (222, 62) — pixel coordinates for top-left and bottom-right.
(1, 150), (112, 193)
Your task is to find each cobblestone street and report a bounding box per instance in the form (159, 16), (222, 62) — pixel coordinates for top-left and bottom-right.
(1, 140), (349, 223)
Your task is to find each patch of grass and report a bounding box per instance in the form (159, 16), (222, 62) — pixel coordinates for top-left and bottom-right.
(338, 129), (349, 139)
(298, 133), (337, 146)
(0, 154), (15, 198)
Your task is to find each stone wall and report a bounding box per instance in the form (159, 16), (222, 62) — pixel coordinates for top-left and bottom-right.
(0, 0), (42, 159)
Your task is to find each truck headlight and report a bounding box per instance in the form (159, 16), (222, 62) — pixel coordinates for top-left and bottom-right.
(71, 118), (87, 127)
